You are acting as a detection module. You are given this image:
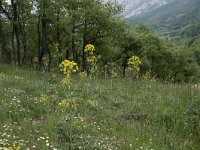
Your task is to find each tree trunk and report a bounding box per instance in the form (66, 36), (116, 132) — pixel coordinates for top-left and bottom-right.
(0, 0), (4, 63)
(15, 25), (21, 65)
(72, 28), (76, 61)
(65, 41), (69, 60)
(37, 14), (41, 60)
(39, 0), (50, 71)
(72, 19), (77, 62)
(39, 14), (48, 65)
(11, 0), (21, 65)
(123, 61), (127, 78)
(12, 26), (16, 64)
(21, 21), (28, 64)
(82, 21), (87, 71)
(56, 9), (62, 62)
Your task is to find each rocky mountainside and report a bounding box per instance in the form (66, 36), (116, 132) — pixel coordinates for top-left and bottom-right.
(116, 0), (175, 18)
(126, 0), (200, 38)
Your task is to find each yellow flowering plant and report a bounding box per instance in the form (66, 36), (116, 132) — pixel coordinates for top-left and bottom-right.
(59, 59), (79, 86)
(127, 55), (142, 78)
(59, 59), (79, 77)
(128, 56), (142, 71)
(84, 44), (98, 78)
(84, 44), (95, 55)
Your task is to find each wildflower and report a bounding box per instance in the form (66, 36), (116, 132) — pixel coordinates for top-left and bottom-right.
(59, 59), (79, 77)
(85, 44), (98, 78)
(127, 55), (142, 72)
(58, 99), (69, 109)
(127, 55), (142, 79)
(85, 44), (95, 54)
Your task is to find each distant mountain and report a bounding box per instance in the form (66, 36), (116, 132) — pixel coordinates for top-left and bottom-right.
(126, 0), (200, 38)
(116, 0), (175, 18)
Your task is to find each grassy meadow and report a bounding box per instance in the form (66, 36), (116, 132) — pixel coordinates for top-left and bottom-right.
(0, 64), (200, 150)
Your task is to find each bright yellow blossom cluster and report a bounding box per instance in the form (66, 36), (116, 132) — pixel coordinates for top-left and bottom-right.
(128, 55), (142, 72)
(85, 44), (95, 54)
(85, 44), (98, 78)
(59, 59), (79, 77)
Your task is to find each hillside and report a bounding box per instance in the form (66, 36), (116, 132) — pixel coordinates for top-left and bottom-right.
(127, 0), (200, 38)
(119, 0), (174, 18)
(1, 0), (200, 148)
(1, 64), (200, 149)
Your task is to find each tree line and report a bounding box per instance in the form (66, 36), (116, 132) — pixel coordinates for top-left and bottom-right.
(0, 0), (200, 82)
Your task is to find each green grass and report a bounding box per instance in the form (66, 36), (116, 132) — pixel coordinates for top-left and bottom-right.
(0, 64), (200, 150)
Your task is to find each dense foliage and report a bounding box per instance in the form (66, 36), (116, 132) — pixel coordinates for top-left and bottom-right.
(0, 0), (200, 82)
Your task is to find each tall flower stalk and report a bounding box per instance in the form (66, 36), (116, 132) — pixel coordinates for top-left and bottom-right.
(85, 44), (97, 78)
(127, 55), (142, 79)
(59, 59), (79, 86)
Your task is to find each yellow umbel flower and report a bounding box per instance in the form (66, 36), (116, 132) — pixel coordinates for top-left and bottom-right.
(127, 55), (142, 72)
(59, 59), (79, 77)
(85, 44), (95, 54)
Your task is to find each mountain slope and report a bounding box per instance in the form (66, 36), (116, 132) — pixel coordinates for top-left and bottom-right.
(116, 0), (175, 18)
(127, 0), (200, 38)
